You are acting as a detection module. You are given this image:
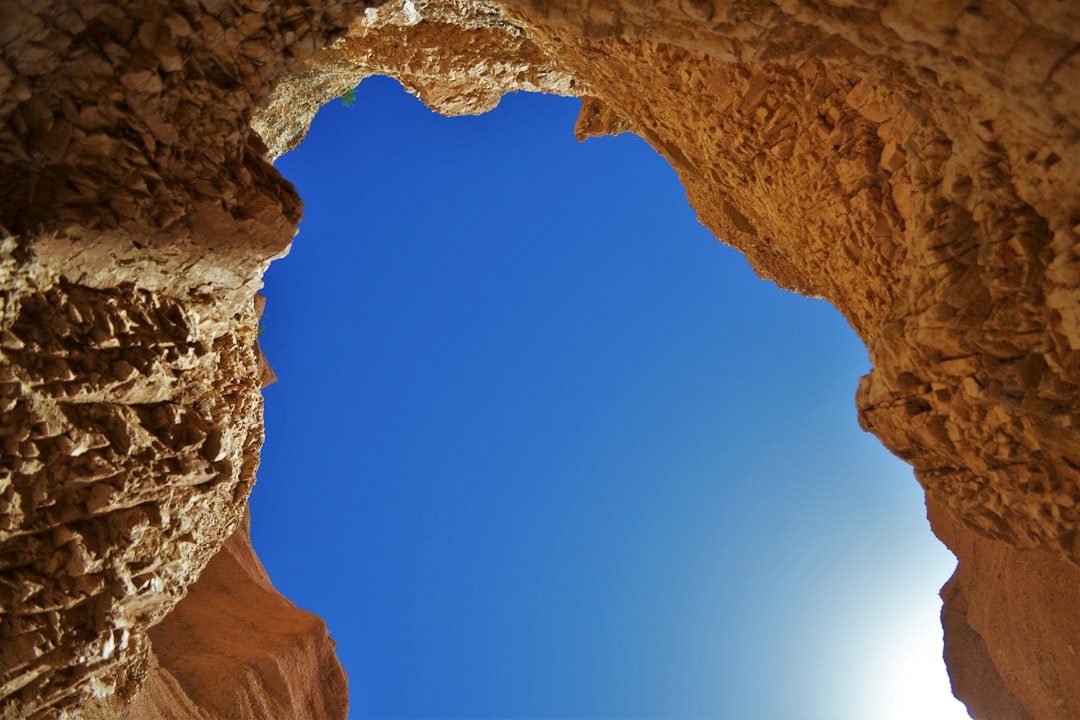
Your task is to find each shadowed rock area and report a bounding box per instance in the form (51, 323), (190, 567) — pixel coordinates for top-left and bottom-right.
(0, 1), (1077, 718)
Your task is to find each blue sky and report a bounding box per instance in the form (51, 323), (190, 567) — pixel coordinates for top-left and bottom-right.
(250, 76), (969, 719)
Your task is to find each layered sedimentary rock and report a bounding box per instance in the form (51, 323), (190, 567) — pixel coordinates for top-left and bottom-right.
(0, 1), (1077, 719)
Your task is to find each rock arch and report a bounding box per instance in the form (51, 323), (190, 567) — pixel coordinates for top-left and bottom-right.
(0, 1), (1077, 718)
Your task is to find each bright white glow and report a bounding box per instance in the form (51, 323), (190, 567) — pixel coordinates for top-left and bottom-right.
(860, 591), (972, 720)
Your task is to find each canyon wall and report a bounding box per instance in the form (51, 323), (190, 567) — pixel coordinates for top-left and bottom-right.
(115, 512), (347, 720)
(1, 1), (1077, 718)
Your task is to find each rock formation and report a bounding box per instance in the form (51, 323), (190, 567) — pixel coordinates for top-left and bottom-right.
(115, 512), (347, 720)
(0, 1), (1077, 718)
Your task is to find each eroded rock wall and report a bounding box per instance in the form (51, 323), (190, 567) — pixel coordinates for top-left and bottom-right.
(1, 1), (1077, 719)
(116, 513), (348, 720)
(930, 497), (1080, 720)
(0, 1), (353, 717)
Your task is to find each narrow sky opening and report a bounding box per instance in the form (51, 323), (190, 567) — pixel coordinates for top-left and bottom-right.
(251, 75), (968, 719)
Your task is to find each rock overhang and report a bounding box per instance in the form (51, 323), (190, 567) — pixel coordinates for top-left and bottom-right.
(1, 1), (1078, 718)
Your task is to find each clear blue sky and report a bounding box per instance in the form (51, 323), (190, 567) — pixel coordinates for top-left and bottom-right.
(251, 76), (969, 719)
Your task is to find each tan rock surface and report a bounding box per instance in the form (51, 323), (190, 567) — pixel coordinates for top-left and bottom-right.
(1, 1), (1078, 719)
(115, 514), (348, 720)
(931, 497), (1080, 720)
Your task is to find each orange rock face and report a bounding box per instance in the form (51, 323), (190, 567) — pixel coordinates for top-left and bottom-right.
(931, 498), (1080, 720)
(0, 1), (1077, 719)
(117, 515), (348, 720)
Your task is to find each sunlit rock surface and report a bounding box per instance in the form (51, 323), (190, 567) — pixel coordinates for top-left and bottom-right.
(117, 514), (347, 720)
(1, 1), (1077, 718)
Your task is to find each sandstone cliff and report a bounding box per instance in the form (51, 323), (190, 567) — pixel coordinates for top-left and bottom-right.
(1, 1), (1078, 719)
(116, 513), (347, 720)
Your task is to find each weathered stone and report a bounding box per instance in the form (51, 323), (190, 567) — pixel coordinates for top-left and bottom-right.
(114, 515), (348, 720)
(0, 1), (1077, 719)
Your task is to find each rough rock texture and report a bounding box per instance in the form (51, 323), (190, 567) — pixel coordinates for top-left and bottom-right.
(0, 1), (351, 716)
(1, 1), (1078, 719)
(115, 514), (348, 720)
(930, 497), (1080, 720)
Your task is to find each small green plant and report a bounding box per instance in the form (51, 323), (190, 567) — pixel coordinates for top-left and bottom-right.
(340, 88), (357, 108)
